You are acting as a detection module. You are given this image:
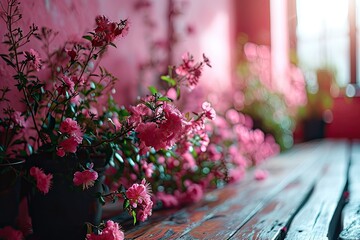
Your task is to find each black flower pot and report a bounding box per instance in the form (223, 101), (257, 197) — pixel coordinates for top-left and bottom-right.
(27, 153), (107, 240)
(0, 158), (24, 228)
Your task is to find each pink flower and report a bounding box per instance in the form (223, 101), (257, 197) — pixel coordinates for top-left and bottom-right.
(155, 192), (179, 208)
(176, 52), (203, 89)
(127, 104), (151, 126)
(228, 167), (246, 183)
(136, 200), (153, 222)
(66, 49), (77, 61)
(58, 136), (79, 155)
(62, 75), (75, 93)
(86, 220), (124, 240)
(10, 111), (25, 128)
(125, 179), (153, 222)
(0, 226), (24, 240)
(30, 167), (53, 194)
(136, 122), (164, 150)
(56, 147), (65, 157)
(92, 16), (129, 47)
(254, 169), (269, 181)
(126, 179), (151, 208)
(59, 118), (81, 134)
(141, 160), (154, 178)
(201, 102), (216, 120)
(73, 169), (99, 190)
(24, 49), (42, 71)
(184, 181), (204, 203)
(136, 103), (184, 151)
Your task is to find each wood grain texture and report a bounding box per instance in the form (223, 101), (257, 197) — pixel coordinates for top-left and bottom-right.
(339, 141), (360, 240)
(284, 140), (349, 240)
(180, 141), (334, 240)
(122, 141), (337, 240)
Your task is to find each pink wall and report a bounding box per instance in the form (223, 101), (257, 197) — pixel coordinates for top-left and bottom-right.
(326, 97), (360, 139)
(0, 0), (235, 111)
(234, 0), (271, 45)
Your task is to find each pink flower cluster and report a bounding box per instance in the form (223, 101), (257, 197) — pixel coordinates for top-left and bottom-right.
(176, 53), (211, 90)
(148, 108), (279, 208)
(129, 100), (185, 154)
(92, 16), (129, 47)
(125, 179), (153, 222)
(86, 220), (124, 240)
(57, 118), (83, 157)
(29, 167), (53, 194)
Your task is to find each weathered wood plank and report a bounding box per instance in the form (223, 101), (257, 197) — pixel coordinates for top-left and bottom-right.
(339, 141), (360, 240)
(230, 163), (320, 239)
(124, 141), (334, 239)
(178, 141), (335, 240)
(284, 140), (349, 240)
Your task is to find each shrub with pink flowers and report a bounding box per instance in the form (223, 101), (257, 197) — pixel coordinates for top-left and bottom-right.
(234, 40), (306, 150)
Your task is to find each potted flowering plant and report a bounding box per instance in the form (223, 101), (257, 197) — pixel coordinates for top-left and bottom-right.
(0, 103), (25, 228)
(0, 0), (214, 239)
(0, 1), (135, 238)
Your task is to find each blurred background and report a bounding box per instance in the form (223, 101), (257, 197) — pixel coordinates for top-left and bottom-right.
(1, 0), (359, 150)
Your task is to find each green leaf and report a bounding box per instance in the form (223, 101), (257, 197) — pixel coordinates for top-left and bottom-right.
(157, 96), (172, 102)
(27, 144), (33, 155)
(114, 152), (124, 163)
(123, 199), (130, 209)
(83, 35), (92, 41)
(132, 210), (137, 225)
(0, 54), (15, 68)
(161, 75), (176, 86)
(99, 196), (106, 205)
(109, 42), (117, 48)
(48, 114), (55, 130)
(148, 86), (158, 95)
(176, 86), (181, 100)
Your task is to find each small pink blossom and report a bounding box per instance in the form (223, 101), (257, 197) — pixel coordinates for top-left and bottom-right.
(228, 167), (246, 183)
(10, 111), (25, 128)
(66, 49), (77, 61)
(141, 160), (154, 178)
(184, 181), (204, 203)
(86, 220), (124, 240)
(70, 94), (81, 105)
(92, 16), (129, 47)
(127, 104), (151, 126)
(56, 147), (65, 157)
(0, 226), (24, 240)
(126, 179), (151, 208)
(156, 192), (179, 208)
(24, 49), (42, 71)
(125, 179), (153, 222)
(30, 167), (53, 194)
(176, 52), (202, 89)
(58, 136), (79, 154)
(56, 76), (75, 95)
(201, 102), (216, 119)
(73, 169), (98, 190)
(254, 169), (269, 181)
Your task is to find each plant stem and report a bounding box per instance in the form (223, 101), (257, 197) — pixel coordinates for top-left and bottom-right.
(5, 0), (43, 142)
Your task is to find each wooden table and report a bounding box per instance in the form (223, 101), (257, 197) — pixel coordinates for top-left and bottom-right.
(110, 139), (359, 240)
